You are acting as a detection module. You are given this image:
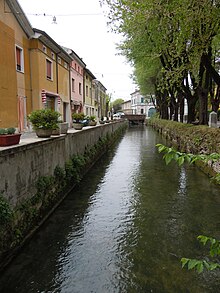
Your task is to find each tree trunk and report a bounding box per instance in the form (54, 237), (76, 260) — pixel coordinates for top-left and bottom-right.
(197, 86), (208, 125)
(187, 95), (197, 123)
(178, 92), (184, 123)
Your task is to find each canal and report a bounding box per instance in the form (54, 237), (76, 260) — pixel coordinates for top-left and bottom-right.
(0, 126), (219, 293)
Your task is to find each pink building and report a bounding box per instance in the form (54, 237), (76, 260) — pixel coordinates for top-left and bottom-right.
(63, 47), (86, 114)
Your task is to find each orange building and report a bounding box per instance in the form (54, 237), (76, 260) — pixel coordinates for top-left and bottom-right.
(0, 0), (34, 130)
(0, 0), (72, 130)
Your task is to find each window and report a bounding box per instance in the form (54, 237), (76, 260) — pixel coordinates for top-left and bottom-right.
(86, 85), (88, 97)
(141, 97), (144, 103)
(42, 45), (47, 53)
(79, 82), (82, 95)
(141, 108), (144, 114)
(58, 57), (61, 64)
(51, 52), (55, 60)
(46, 59), (53, 80)
(64, 62), (67, 68)
(72, 78), (75, 92)
(15, 46), (24, 72)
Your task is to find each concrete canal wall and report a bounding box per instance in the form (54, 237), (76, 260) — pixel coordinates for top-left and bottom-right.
(0, 121), (128, 269)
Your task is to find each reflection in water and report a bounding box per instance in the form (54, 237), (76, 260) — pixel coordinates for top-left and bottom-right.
(0, 127), (219, 293)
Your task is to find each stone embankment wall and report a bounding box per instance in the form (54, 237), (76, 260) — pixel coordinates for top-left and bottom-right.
(0, 121), (127, 269)
(148, 118), (220, 176)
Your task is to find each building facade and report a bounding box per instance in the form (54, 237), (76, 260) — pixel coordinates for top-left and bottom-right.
(84, 68), (96, 118)
(131, 90), (156, 117)
(63, 47), (86, 116)
(0, 0), (109, 130)
(0, 0), (34, 130)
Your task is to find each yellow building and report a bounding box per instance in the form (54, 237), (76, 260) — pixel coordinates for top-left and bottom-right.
(0, 0), (34, 130)
(93, 80), (107, 119)
(84, 68), (96, 118)
(0, 0), (72, 130)
(30, 29), (72, 125)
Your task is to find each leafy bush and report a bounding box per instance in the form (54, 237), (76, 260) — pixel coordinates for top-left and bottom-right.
(72, 112), (85, 123)
(28, 109), (61, 130)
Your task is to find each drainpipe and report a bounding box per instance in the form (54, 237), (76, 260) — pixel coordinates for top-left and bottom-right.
(29, 48), (33, 111)
(56, 52), (60, 95)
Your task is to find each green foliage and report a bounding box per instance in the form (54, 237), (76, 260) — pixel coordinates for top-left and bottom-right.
(54, 165), (66, 181)
(102, 0), (220, 120)
(72, 112), (85, 122)
(0, 127), (16, 135)
(28, 109), (61, 130)
(181, 236), (220, 273)
(156, 143), (220, 273)
(89, 115), (96, 122)
(112, 98), (124, 113)
(156, 144), (220, 167)
(0, 194), (13, 226)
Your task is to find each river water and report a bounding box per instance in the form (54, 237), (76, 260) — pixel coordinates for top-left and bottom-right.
(0, 126), (219, 293)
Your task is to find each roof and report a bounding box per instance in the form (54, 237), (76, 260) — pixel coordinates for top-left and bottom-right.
(6, 0), (34, 37)
(84, 68), (96, 80)
(62, 46), (86, 67)
(33, 29), (72, 63)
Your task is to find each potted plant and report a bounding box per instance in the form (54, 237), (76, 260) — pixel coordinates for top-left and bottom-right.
(72, 112), (85, 130)
(28, 109), (61, 138)
(99, 116), (105, 124)
(88, 115), (97, 126)
(0, 127), (21, 147)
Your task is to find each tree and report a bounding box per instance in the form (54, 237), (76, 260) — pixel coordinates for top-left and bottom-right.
(111, 98), (124, 113)
(101, 0), (220, 124)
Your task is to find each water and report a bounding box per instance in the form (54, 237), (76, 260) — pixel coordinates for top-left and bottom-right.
(0, 127), (219, 293)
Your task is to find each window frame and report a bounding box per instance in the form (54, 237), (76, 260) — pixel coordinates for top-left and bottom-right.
(15, 45), (24, 73)
(46, 58), (53, 80)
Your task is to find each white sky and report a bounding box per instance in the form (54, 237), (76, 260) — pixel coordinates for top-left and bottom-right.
(18, 0), (136, 101)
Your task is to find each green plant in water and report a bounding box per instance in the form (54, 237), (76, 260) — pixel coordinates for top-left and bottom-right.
(156, 143), (220, 183)
(156, 144), (220, 273)
(181, 236), (220, 273)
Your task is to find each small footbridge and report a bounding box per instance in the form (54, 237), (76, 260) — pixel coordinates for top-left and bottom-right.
(124, 114), (146, 125)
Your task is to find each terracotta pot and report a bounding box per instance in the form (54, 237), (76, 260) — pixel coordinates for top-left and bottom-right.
(0, 133), (21, 147)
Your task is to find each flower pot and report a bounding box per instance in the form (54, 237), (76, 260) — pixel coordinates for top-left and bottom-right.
(59, 122), (68, 134)
(0, 133), (21, 147)
(72, 123), (83, 130)
(52, 128), (60, 136)
(35, 129), (53, 138)
(88, 121), (97, 126)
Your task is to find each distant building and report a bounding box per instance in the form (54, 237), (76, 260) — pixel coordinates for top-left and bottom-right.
(83, 68), (96, 117)
(121, 100), (132, 114)
(131, 90), (156, 117)
(93, 80), (107, 119)
(63, 47), (86, 115)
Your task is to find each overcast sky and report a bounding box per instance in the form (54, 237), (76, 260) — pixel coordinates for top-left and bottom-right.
(18, 0), (136, 101)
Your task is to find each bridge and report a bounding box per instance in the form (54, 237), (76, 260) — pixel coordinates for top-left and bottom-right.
(123, 114), (146, 125)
